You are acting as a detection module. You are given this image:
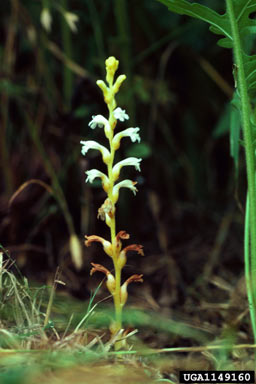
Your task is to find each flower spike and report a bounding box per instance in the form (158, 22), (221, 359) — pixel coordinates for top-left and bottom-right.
(81, 56), (143, 343)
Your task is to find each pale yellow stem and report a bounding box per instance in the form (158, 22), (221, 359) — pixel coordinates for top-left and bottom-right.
(106, 91), (123, 335)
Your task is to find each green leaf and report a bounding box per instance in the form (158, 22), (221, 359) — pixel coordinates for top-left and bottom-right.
(157, 0), (256, 94)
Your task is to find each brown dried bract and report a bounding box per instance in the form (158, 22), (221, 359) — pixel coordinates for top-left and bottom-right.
(122, 244), (144, 256)
(90, 262), (110, 276)
(97, 198), (115, 221)
(125, 274), (143, 285)
(116, 231), (130, 241)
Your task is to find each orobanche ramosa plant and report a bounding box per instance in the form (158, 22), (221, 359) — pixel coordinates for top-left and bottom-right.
(80, 56), (144, 344)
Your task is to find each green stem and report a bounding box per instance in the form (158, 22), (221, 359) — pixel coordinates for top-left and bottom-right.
(244, 192), (256, 339)
(226, 0), (256, 342)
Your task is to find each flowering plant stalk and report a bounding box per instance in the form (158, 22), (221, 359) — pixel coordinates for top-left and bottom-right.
(80, 56), (144, 343)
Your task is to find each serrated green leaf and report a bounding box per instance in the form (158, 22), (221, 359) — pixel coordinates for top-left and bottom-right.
(157, 0), (256, 94)
(157, 0), (231, 42)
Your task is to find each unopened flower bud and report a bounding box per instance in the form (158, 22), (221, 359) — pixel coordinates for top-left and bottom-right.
(105, 56), (119, 85)
(113, 75), (126, 94)
(96, 80), (108, 99)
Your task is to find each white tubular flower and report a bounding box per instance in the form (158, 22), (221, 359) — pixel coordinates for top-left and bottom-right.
(86, 169), (110, 192)
(114, 107), (129, 122)
(112, 180), (138, 203)
(40, 8), (52, 32)
(89, 115), (108, 129)
(112, 157), (142, 181)
(112, 127), (141, 150)
(80, 140), (110, 164)
(85, 169), (108, 183)
(63, 12), (79, 33)
(88, 115), (111, 138)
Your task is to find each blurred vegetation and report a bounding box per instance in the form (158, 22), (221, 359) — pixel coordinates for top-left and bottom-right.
(0, 0), (252, 380)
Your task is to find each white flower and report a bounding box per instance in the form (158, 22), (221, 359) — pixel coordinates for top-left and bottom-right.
(40, 8), (52, 32)
(112, 180), (138, 203)
(114, 107), (129, 122)
(112, 127), (141, 150)
(63, 11), (79, 33)
(80, 140), (110, 164)
(88, 115), (111, 138)
(112, 157), (142, 181)
(85, 169), (108, 183)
